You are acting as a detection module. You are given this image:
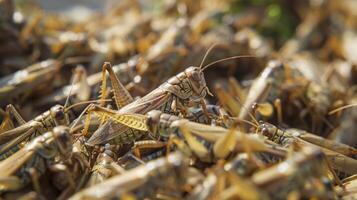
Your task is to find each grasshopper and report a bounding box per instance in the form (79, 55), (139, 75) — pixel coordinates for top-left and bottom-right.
(0, 104), (70, 160)
(82, 58), (210, 145)
(252, 146), (338, 200)
(82, 49), (255, 145)
(69, 152), (189, 200)
(0, 59), (61, 106)
(0, 98), (100, 161)
(258, 122), (357, 174)
(89, 108), (284, 162)
(0, 126), (74, 193)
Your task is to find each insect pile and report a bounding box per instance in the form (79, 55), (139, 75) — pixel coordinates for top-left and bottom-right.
(0, 0), (356, 199)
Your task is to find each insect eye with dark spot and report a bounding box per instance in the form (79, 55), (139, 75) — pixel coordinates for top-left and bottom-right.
(51, 106), (66, 120)
(262, 127), (269, 135)
(55, 109), (65, 120)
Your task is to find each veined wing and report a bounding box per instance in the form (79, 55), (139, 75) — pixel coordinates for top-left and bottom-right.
(119, 87), (170, 114)
(0, 127), (36, 155)
(0, 147), (34, 177)
(0, 123), (33, 144)
(87, 89), (169, 145)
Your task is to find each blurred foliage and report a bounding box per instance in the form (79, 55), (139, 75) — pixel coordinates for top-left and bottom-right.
(230, 0), (299, 47)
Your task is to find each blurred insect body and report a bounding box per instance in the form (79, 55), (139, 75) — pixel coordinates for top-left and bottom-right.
(252, 146), (337, 199)
(0, 60), (61, 106)
(238, 60), (285, 121)
(259, 122), (357, 174)
(0, 126), (73, 193)
(69, 152), (188, 200)
(338, 175), (357, 200)
(0, 104), (71, 160)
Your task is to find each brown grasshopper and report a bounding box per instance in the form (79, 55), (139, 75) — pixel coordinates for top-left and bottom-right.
(69, 152), (189, 200)
(252, 146), (338, 200)
(0, 57), (88, 107)
(82, 51), (254, 145)
(0, 99), (101, 161)
(88, 108), (284, 162)
(0, 60), (61, 106)
(258, 122), (357, 174)
(0, 126), (74, 194)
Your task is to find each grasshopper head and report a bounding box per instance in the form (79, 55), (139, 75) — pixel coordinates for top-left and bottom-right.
(50, 105), (70, 126)
(184, 66), (207, 100)
(53, 126), (73, 160)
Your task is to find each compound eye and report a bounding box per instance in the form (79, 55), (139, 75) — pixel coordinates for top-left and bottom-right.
(261, 127), (269, 135)
(191, 71), (201, 81)
(54, 108), (65, 120)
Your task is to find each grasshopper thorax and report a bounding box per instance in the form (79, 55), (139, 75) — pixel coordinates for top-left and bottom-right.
(52, 126), (73, 160)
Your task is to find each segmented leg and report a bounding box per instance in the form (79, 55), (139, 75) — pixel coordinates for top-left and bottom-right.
(213, 128), (236, 159)
(274, 99), (283, 125)
(178, 125), (209, 159)
(166, 134), (192, 156)
(0, 104), (26, 133)
(0, 176), (22, 191)
(6, 104), (26, 125)
(28, 168), (41, 194)
(100, 62), (134, 109)
(132, 140), (166, 158)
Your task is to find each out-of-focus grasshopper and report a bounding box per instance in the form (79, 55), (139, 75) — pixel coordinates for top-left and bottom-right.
(0, 126), (74, 193)
(0, 100), (96, 161)
(188, 162), (266, 200)
(258, 122), (357, 174)
(69, 152), (188, 200)
(0, 57), (88, 107)
(238, 60), (285, 122)
(0, 60), (61, 106)
(337, 174), (357, 200)
(252, 146), (338, 200)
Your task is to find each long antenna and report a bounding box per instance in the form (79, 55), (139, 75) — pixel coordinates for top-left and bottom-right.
(64, 68), (79, 109)
(202, 55), (256, 71)
(65, 99), (112, 112)
(328, 103), (357, 115)
(199, 43), (220, 70)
